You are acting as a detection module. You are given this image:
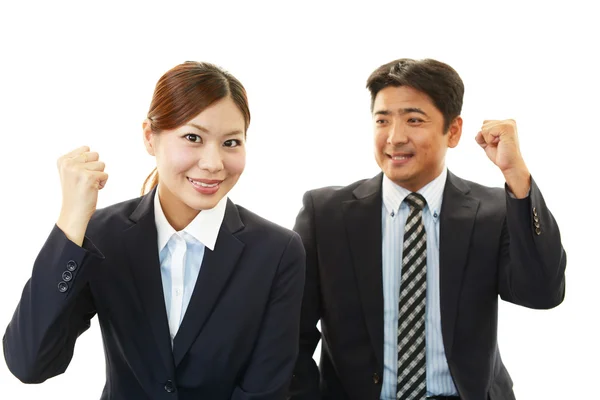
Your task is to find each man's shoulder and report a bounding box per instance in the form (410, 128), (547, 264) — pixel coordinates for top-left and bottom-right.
(447, 172), (505, 197)
(304, 175), (380, 206)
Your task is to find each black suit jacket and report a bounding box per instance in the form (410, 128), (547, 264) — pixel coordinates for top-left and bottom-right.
(288, 171), (566, 400)
(4, 188), (306, 400)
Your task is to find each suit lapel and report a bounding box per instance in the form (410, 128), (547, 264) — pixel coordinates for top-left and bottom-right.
(342, 174), (385, 368)
(172, 199), (245, 367)
(439, 172), (479, 359)
(124, 187), (175, 375)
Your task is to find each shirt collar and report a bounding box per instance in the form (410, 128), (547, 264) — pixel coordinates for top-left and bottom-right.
(382, 167), (447, 219)
(154, 185), (227, 252)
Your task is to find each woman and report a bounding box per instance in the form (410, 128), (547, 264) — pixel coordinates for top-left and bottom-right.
(3, 61), (306, 400)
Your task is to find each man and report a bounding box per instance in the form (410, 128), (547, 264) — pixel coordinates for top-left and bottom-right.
(288, 58), (566, 400)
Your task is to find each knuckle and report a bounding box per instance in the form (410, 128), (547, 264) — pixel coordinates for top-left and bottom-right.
(82, 171), (95, 184)
(59, 160), (73, 173)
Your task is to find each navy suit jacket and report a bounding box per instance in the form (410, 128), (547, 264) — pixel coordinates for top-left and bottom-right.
(4, 188), (306, 400)
(288, 171), (566, 400)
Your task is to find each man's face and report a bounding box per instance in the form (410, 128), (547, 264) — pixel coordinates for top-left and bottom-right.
(373, 85), (462, 191)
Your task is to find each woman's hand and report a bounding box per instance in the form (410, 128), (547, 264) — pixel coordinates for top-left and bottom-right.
(56, 146), (108, 246)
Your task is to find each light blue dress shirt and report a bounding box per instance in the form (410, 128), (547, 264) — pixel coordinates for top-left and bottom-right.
(379, 168), (458, 399)
(153, 187), (227, 343)
(159, 233), (205, 339)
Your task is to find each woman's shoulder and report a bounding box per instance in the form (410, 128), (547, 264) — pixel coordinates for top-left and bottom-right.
(232, 203), (300, 247)
(231, 203), (305, 266)
(88, 194), (147, 232)
(234, 203), (293, 234)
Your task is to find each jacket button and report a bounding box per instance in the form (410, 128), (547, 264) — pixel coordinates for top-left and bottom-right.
(62, 271), (73, 282)
(373, 372), (380, 384)
(58, 281), (68, 293)
(164, 380), (176, 393)
(67, 260), (78, 271)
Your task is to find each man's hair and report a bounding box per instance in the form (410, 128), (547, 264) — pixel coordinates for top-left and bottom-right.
(366, 58), (464, 132)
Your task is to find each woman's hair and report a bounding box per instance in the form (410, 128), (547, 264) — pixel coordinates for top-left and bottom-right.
(141, 61), (251, 195)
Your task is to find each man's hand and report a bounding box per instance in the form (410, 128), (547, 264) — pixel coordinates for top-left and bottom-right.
(476, 119), (530, 198)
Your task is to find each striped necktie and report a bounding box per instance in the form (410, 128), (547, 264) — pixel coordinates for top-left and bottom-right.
(397, 192), (427, 400)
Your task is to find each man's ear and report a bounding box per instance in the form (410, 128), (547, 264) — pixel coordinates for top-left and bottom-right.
(447, 116), (463, 148)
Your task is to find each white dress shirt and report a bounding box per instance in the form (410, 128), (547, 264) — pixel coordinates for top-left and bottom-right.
(153, 187), (227, 345)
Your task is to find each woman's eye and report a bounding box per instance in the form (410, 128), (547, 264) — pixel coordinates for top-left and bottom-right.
(185, 134), (202, 143)
(224, 139), (242, 148)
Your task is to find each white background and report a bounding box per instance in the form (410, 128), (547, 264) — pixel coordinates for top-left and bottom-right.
(0, 1), (597, 398)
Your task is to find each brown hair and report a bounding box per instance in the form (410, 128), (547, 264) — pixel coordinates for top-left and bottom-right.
(366, 58), (464, 132)
(141, 61), (251, 195)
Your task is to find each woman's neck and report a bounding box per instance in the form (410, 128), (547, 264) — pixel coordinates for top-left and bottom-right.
(157, 185), (200, 231)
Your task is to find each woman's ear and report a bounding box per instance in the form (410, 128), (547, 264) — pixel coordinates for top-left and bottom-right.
(143, 119), (155, 156)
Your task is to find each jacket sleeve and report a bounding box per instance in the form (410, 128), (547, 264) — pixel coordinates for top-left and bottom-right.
(230, 232), (306, 400)
(287, 191), (323, 400)
(497, 177), (567, 309)
(3, 224), (103, 383)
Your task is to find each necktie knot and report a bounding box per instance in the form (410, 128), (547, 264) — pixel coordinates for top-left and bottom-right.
(405, 193), (426, 211)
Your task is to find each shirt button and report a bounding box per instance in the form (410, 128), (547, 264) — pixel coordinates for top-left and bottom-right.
(372, 372), (380, 384)
(175, 288), (182, 297)
(164, 380), (176, 393)
(58, 281), (69, 293)
(66, 260), (78, 271)
(62, 271), (73, 282)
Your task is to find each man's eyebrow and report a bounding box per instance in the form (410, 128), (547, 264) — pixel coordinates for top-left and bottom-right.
(373, 108), (429, 117)
(374, 109), (391, 116)
(400, 107), (428, 116)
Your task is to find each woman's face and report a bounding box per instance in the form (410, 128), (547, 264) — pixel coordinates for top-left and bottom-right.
(144, 96), (246, 227)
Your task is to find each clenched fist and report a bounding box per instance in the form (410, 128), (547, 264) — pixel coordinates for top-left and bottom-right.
(56, 146), (108, 246)
(475, 120), (531, 198)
